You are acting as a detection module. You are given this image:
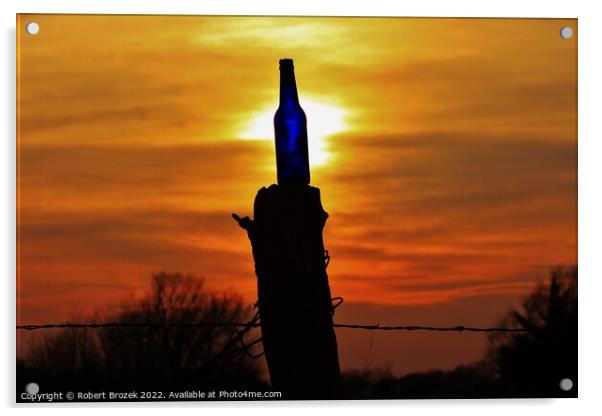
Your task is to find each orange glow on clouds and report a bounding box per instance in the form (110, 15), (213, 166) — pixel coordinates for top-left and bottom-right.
(17, 15), (577, 373)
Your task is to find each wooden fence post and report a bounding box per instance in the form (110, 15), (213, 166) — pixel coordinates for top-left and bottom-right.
(233, 184), (342, 399)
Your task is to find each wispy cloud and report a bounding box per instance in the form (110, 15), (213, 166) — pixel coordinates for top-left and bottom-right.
(18, 16), (576, 371)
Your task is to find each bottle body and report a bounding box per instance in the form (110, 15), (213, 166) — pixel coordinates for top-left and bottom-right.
(274, 106), (310, 185)
(274, 59), (310, 185)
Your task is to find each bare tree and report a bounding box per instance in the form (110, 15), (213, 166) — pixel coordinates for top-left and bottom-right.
(22, 272), (264, 392)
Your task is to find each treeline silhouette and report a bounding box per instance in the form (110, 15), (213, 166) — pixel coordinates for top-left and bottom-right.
(17, 272), (268, 399)
(17, 266), (577, 400)
(342, 266), (577, 399)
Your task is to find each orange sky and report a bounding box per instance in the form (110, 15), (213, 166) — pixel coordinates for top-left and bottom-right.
(17, 15), (577, 375)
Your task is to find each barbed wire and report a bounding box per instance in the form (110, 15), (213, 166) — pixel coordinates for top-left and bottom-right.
(333, 323), (526, 332)
(15, 294), (527, 333)
(16, 321), (526, 333)
(16, 322), (260, 331)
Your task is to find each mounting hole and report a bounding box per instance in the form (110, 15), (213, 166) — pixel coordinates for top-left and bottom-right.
(559, 378), (573, 391)
(560, 26), (573, 39)
(25, 382), (40, 395)
(25, 22), (40, 35)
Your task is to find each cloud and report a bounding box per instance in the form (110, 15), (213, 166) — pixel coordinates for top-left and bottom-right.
(316, 130), (576, 307)
(334, 294), (523, 375)
(18, 141), (275, 213)
(17, 208), (259, 325)
(17, 16), (577, 374)
(323, 131), (576, 219)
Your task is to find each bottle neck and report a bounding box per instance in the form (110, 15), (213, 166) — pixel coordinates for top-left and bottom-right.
(279, 66), (300, 107)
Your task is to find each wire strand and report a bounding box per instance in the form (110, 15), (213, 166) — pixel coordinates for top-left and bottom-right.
(16, 321), (526, 333)
(15, 296), (527, 333)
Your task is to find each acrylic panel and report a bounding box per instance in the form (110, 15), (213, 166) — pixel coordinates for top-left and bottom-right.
(16, 14), (577, 402)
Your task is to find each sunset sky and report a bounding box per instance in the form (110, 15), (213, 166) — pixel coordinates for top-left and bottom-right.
(17, 15), (577, 375)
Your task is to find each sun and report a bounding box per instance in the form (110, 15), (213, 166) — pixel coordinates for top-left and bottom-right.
(240, 99), (347, 167)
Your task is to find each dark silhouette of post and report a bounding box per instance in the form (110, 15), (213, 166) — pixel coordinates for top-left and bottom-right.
(233, 58), (342, 398)
(233, 184), (342, 399)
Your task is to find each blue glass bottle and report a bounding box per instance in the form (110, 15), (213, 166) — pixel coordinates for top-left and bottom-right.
(274, 59), (310, 185)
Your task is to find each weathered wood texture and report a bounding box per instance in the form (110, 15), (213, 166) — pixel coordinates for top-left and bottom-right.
(234, 184), (342, 399)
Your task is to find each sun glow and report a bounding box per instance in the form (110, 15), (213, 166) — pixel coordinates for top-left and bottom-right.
(240, 99), (347, 166)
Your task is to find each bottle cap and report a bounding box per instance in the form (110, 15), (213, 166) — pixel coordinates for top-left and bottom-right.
(279, 58), (294, 69)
